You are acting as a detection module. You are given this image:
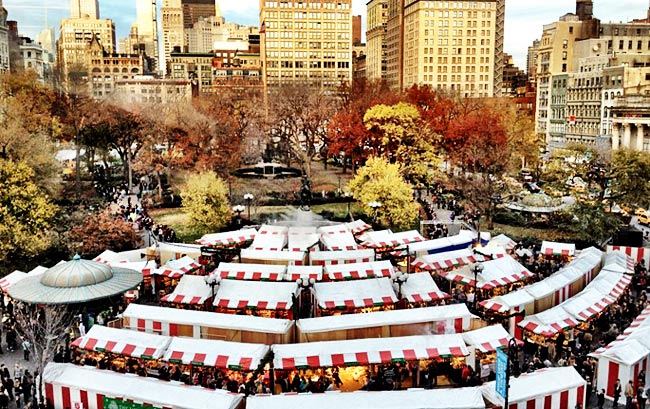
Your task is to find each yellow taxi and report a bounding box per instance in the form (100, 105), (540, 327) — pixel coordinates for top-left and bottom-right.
(638, 213), (650, 226)
(635, 208), (648, 216)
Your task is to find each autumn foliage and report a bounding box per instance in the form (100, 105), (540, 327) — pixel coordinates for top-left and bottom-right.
(67, 210), (141, 258)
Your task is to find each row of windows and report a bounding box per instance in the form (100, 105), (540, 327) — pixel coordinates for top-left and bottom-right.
(266, 11), (348, 19)
(265, 31), (349, 39)
(264, 21), (349, 30)
(265, 51), (350, 58)
(266, 41), (350, 49)
(264, 1), (350, 9)
(267, 60), (350, 68)
(416, 2), (493, 10)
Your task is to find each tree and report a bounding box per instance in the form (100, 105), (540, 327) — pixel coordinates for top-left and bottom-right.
(608, 149), (650, 208)
(180, 172), (231, 234)
(66, 210), (141, 258)
(0, 160), (58, 263)
(348, 157), (419, 230)
(14, 304), (72, 405)
(364, 102), (442, 187)
(568, 201), (624, 245)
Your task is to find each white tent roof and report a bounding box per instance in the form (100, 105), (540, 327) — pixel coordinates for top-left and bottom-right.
(297, 304), (476, 333)
(462, 325), (513, 353)
(160, 275), (213, 305)
(250, 225), (288, 250)
(482, 367), (585, 406)
(43, 363), (243, 409)
(71, 325), (171, 360)
(154, 256), (201, 278)
(288, 226), (320, 252)
(163, 337), (269, 370)
(27, 265), (48, 276)
(324, 260), (396, 281)
(246, 388), (486, 409)
(489, 234), (516, 249)
(216, 262), (287, 281)
(272, 334), (469, 369)
(479, 289), (535, 313)
(195, 228), (257, 247)
(346, 219), (372, 235)
(109, 260), (155, 276)
(318, 224), (358, 251)
(400, 272), (449, 303)
(122, 304), (293, 334)
(440, 255), (532, 290)
(357, 229), (424, 248)
(412, 248), (484, 271)
(286, 265), (323, 281)
(541, 241), (576, 256)
(240, 249), (305, 263)
(313, 277), (398, 309)
(310, 249), (375, 264)
(213, 279), (297, 310)
(523, 280), (555, 300)
(158, 242), (203, 260)
(597, 339), (650, 366)
(0, 270), (27, 292)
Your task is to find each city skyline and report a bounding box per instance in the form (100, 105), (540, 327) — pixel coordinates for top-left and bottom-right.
(3, 0), (650, 68)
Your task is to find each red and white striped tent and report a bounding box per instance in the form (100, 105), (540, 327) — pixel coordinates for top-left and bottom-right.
(122, 304), (293, 338)
(518, 306), (580, 337)
(154, 256), (201, 278)
(93, 250), (120, 264)
(318, 224), (358, 251)
(286, 265), (323, 282)
(591, 336), (650, 400)
(216, 263), (286, 281)
(163, 337), (269, 370)
(324, 260), (396, 281)
(71, 325), (171, 360)
(297, 304), (476, 337)
(412, 248), (484, 271)
(623, 305), (650, 335)
(346, 219), (372, 235)
(488, 234), (516, 250)
(439, 255), (533, 290)
(607, 245), (650, 269)
(588, 271), (632, 299)
(94, 249), (149, 264)
(473, 245), (507, 260)
(601, 251), (635, 274)
(359, 229), (425, 249)
(287, 226), (320, 252)
(407, 235), (474, 258)
(160, 275), (213, 305)
(399, 272), (449, 304)
(250, 225), (288, 251)
(313, 277), (398, 310)
(272, 333), (469, 370)
(158, 242), (203, 265)
(246, 387), (486, 409)
(561, 289), (616, 321)
(309, 249), (374, 266)
(482, 366), (586, 409)
(43, 363), (243, 409)
(195, 228), (257, 248)
(239, 249), (306, 266)
(479, 290), (534, 338)
(462, 325), (513, 366)
(0, 270), (27, 292)
(213, 279), (297, 311)
(540, 240), (576, 257)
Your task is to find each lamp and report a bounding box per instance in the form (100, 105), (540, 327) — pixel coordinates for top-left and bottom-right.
(244, 193), (254, 219)
(392, 271), (409, 299)
(204, 274), (221, 299)
(470, 262), (484, 310)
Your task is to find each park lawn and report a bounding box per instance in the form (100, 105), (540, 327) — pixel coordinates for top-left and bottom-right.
(148, 208), (203, 243)
(491, 222), (584, 243)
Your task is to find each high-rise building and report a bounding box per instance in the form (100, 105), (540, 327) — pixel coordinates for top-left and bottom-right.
(86, 34), (145, 99)
(70, 0), (99, 19)
(366, 0), (388, 81)
(385, 0), (503, 97)
(120, 25), (143, 54)
(136, 0), (159, 66)
(526, 39), (540, 85)
(162, 0), (184, 64)
(352, 15), (362, 45)
(259, 0), (353, 91)
(0, 0), (8, 74)
(36, 27), (56, 57)
(57, 17), (115, 78)
(181, 0), (216, 29)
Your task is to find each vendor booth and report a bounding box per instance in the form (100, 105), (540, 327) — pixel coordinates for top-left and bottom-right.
(591, 336), (650, 400)
(412, 249), (484, 272)
(152, 256), (203, 298)
(399, 272), (449, 305)
(246, 387), (486, 409)
(43, 363), (244, 409)
(296, 304), (476, 342)
(312, 277), (398, 316)
(478, 289), (534, 338)
(406, 233), (473, 258)
(346, 219), (372, 236)
(324, 260), (396, 281)
(310, 249), (375, 266)
(240, 249), (306, 266)
(216, 263), (286, 281)
(160, 275), (213, 308)
(482, 366), (586, 409)
(213, 279), (298, 318)
(0, 270), (26, 292)
(607, 245), (650, 269)
(488, 234), (516, 251)
(358, 230), (425, 249)
(158, 242), (203, 264)
(272, 333), (470, 390)
(195, 228), (257, 248)
(288, 226), (320, 252)
(461, 325), (514, 380)
(250, 225), (288, 250)
(285, 265), (323, 282)
(540, 240), (576, 257)
(318, 225), (358, 251)
(122, 304), (293, 344)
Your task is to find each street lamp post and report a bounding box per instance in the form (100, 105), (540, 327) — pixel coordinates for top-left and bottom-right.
(233, 205), (245, 225)
(368, 201), (382, 226)
(244, 193), (254, 220)
(204, 274), (221, 300)
(470, 262), (484, 311)
(504, 337), (521, 409)
(296, 277), (317, 319)
(392, 271), (409, 300)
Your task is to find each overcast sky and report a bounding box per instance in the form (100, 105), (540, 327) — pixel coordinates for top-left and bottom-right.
(4, 0), (650, 69)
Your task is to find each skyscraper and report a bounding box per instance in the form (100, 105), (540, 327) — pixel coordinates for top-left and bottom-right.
(70, 0), (99, 19)
(162, 0), (183, 63)
(259, 0), (353, 90)
(136, 0), (159, 67)
(181, 0), (216, 29)
(366, 0), (388, 81)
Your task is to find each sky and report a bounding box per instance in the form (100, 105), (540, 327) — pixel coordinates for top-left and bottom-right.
(3, 0), (650, 69)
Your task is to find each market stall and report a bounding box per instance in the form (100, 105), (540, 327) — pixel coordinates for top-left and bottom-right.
(285, 265), (323, 282)
(121, 304), (293, 344)
(288, 226), (320, 252)
(250, 225), (288, 251)
(358, 230), (425, 249)
(324, 260), (396, 281)
(540, 240), (576, 257)
(239, 249), (306, 266)
(0, 270), (27, 292)
(160, 275), (214, 308)
(482, 366), (586, 409)
(398, 272), (449, 306)
(246, 387), (486, 409)
(215, 263), (286, 281)
(488, 234), (516, 251)
(152, 256), (203, 298)
(43, 363), (244, 409)
(607, 245), (650, 269)
(461, 324), (514, 379)
(195, 228), (257, 248)
(591, 336), (650, 400)
(406, 234), (473, 258)
(213, 279), (297, 318)
(296, 304), (476, 342)
(524, 279), (556, 312)
(158, 242), (203, 264)
(478, 289), (534, 338)
(272, 333), (469, 390)
(312, 277), (398, 316)
(346, 219), (372, 236)
(411, 248), (484, 272)
(309, 249), (375, 266)
(318, 225), (359, 251)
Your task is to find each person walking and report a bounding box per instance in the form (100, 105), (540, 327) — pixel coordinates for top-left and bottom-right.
(614, 379), (622, 408)
(637, 385), (647, 409)
(625, 380), (635, 409)
(597, 389), (605, 409)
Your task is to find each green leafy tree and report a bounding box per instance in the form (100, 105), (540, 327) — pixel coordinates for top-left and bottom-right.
(180, 172), (231, 234)
(568, 202), (623, 245)
(609, 149), (650, 208)
(0, 160), (58, 262)
(348, 156), (419, 230)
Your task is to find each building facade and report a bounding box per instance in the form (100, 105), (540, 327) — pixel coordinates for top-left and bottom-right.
(136, 0), (159, 67)
(110, 76), (191, 105)
(366, 0), (387, 81)
(162, 0), (184, 64)
(259, 0), (353, 90)
(70, 0), (99, 19)
(181, 0), (216, 29)
(0, 0), (8, 73)
(87, 35), (145, 99)
(58, 17), (115, 77)
(19, 37), (46, 81)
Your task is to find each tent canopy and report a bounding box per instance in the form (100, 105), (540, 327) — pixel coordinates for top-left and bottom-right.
(346, 219), (372, 235)
(240, 249), (305, 264)
(286, 265), (323, 281)
(440, 255), (532, 290)
(489, 234), (516, 250)
(155, 256), (201, 278)
(479, 289), (535, 313)
(250, 225), (288, 250)
(43, 363), (243, 409)
(541, 241), (576, 256)
(246, 387), (486, 409)
(359, 230), (424, 249)
(272, 334), (469, 370)
(400, 272), (449, 303)
(163, 337), (269, 370)
(324, 260), (396, 281)
(519, 307), (579, 337)
(407, 235), (473, 256)
(313, 277), (398, 309)
(287, 226), (320, 252)
(216, 263), (287, 281)
(213, 279), (297, 310)
(318, 224), (359, 251)
(310, 249), (374, 265)
(595, 339), (650, 366)
(71, 325), (171, 360)
(462, 325), (513, 353)
(196, 228), (257, 247)
(160, 275), (213, 305)
(0, 270), (27, 292)
(412, 249), (484, 271)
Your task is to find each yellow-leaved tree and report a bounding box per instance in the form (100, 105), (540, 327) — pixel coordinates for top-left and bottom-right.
(180, 172), (231, 234)
(348, 157), (419, 231)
